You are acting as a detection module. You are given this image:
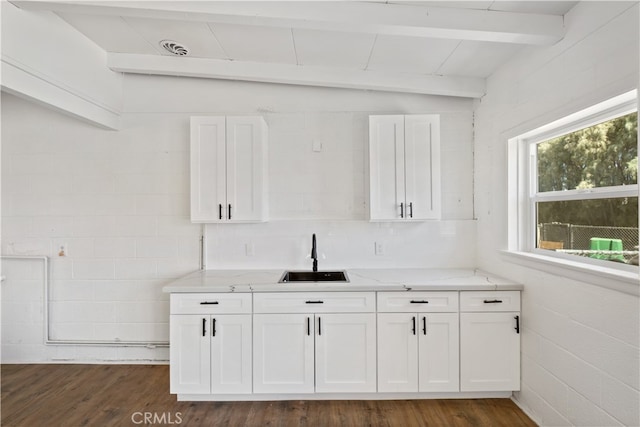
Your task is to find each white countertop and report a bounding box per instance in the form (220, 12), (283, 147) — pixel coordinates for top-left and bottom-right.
(162, 268), (522, 293)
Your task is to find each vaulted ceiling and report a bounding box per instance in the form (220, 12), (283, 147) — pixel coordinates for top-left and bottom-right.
(11, 1), (578, 98)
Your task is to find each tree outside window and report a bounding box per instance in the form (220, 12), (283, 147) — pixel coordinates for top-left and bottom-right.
(534, 112), (638, 265)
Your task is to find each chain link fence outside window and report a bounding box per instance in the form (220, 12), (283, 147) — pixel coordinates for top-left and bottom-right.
(538, 223), (639, 264)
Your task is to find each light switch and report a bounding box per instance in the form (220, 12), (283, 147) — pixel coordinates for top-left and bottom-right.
(312, 140), (323, 152)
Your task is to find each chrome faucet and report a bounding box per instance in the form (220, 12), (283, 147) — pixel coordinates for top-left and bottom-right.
(311, 233), (318, 272)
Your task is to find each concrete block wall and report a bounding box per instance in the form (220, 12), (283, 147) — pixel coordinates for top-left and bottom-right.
(1, 98), (198, 361)
(473, 2), (639, 425)
(1, 77), (476, 362)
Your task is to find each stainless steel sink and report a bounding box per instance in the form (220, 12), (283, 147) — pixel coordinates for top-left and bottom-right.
(279, 270), (349, 283)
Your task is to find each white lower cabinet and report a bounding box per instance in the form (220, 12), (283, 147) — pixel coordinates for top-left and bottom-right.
(252, 313), (315, 394)
(170, 314), (252, 394)
(253, 292), (377, 394)
(169, 289), (521, 399)
(315, 313), (377, 393)
(460, 292), (521, 392)
(378, 314), (460, 392)
(210, 315), (253, 394)
(170, 293), (252, 395)
(417, 314), (459, 392)
(170, 314), (211, 394)
(377, 292), (459, 393)
(253, 313), (377, 394)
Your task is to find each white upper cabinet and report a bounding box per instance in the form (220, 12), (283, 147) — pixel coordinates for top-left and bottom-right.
(369, 115), (441, 221)
(190, 116), (268, 223)
(191, 116), (226, 222)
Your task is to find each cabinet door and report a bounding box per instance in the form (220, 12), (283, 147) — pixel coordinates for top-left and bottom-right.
(377, 313), (418, 392)
(226, 116), (267, 222)
(170, 315), (211, 394)
(210, 315), (252, 394)
(315, 313), (377, 393)
(253, 314), (315, 394)
(369, 115), (405, 220)
(460, 312), (520, 392)
(404, 115), (440, 220)
(190, 117), (227, 222)
(418, 313), (459, 392)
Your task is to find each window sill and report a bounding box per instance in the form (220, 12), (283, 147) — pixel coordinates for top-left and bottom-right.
(501, 250), (639, 296)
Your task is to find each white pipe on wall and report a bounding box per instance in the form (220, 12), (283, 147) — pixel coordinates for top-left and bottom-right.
(1, 255), (169, 348)
(201, 223), (207, 270)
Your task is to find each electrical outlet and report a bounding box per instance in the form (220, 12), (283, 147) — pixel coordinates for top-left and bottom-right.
(375, 241), (385, 256)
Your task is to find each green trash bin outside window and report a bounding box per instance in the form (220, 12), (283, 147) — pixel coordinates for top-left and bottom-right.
(590, 237), (624, 261)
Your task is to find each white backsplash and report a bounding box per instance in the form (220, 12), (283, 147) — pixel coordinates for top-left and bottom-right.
(204, 219), (476, 270)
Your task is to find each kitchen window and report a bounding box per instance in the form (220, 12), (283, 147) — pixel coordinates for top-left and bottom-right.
(506, 90), (639, 290)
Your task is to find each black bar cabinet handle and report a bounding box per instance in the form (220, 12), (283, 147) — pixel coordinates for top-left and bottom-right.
(212, 318), (216, 337)
(218, 204), (223, 220)
(409, 202), (413, 218)
(412, 316), (416, 335)
(307, 317), (310, 336)
(305, 300), (324, 304)
(228, 204), (232, 220)
(514, 315), (520, 334)
(202, 318), (206, 337)
(318, 317), (322, 336)
(422, 316), (427, 335)
(200, 301), (219, 305)
(400, 202), (404, 218)
(410, 300), (429, 304)
(483, 299), (503, 304)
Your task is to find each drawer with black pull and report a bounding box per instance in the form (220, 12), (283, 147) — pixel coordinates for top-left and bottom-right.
(253, 292), (375, 313)
(459, 291), (520, 312)
(170, 293), (252, 314)
(377, 292), (458, 312)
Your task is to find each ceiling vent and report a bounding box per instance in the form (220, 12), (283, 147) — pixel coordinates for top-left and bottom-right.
(160, 40), (189, 56)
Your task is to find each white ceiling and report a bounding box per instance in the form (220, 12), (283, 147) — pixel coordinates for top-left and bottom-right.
(11, 1), (579, 98)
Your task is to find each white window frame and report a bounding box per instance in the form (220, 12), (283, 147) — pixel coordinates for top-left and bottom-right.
(506, 90), (639, 294)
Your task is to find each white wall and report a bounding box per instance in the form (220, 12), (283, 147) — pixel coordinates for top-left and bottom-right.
(1, 74), (475, 362)
(124, 75), (477, 269)
(474, 2), (639, 426)
(1, 95), (195, 362)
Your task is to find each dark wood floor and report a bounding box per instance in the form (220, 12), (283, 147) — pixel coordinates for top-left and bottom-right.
(1, 364), (536, 427)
